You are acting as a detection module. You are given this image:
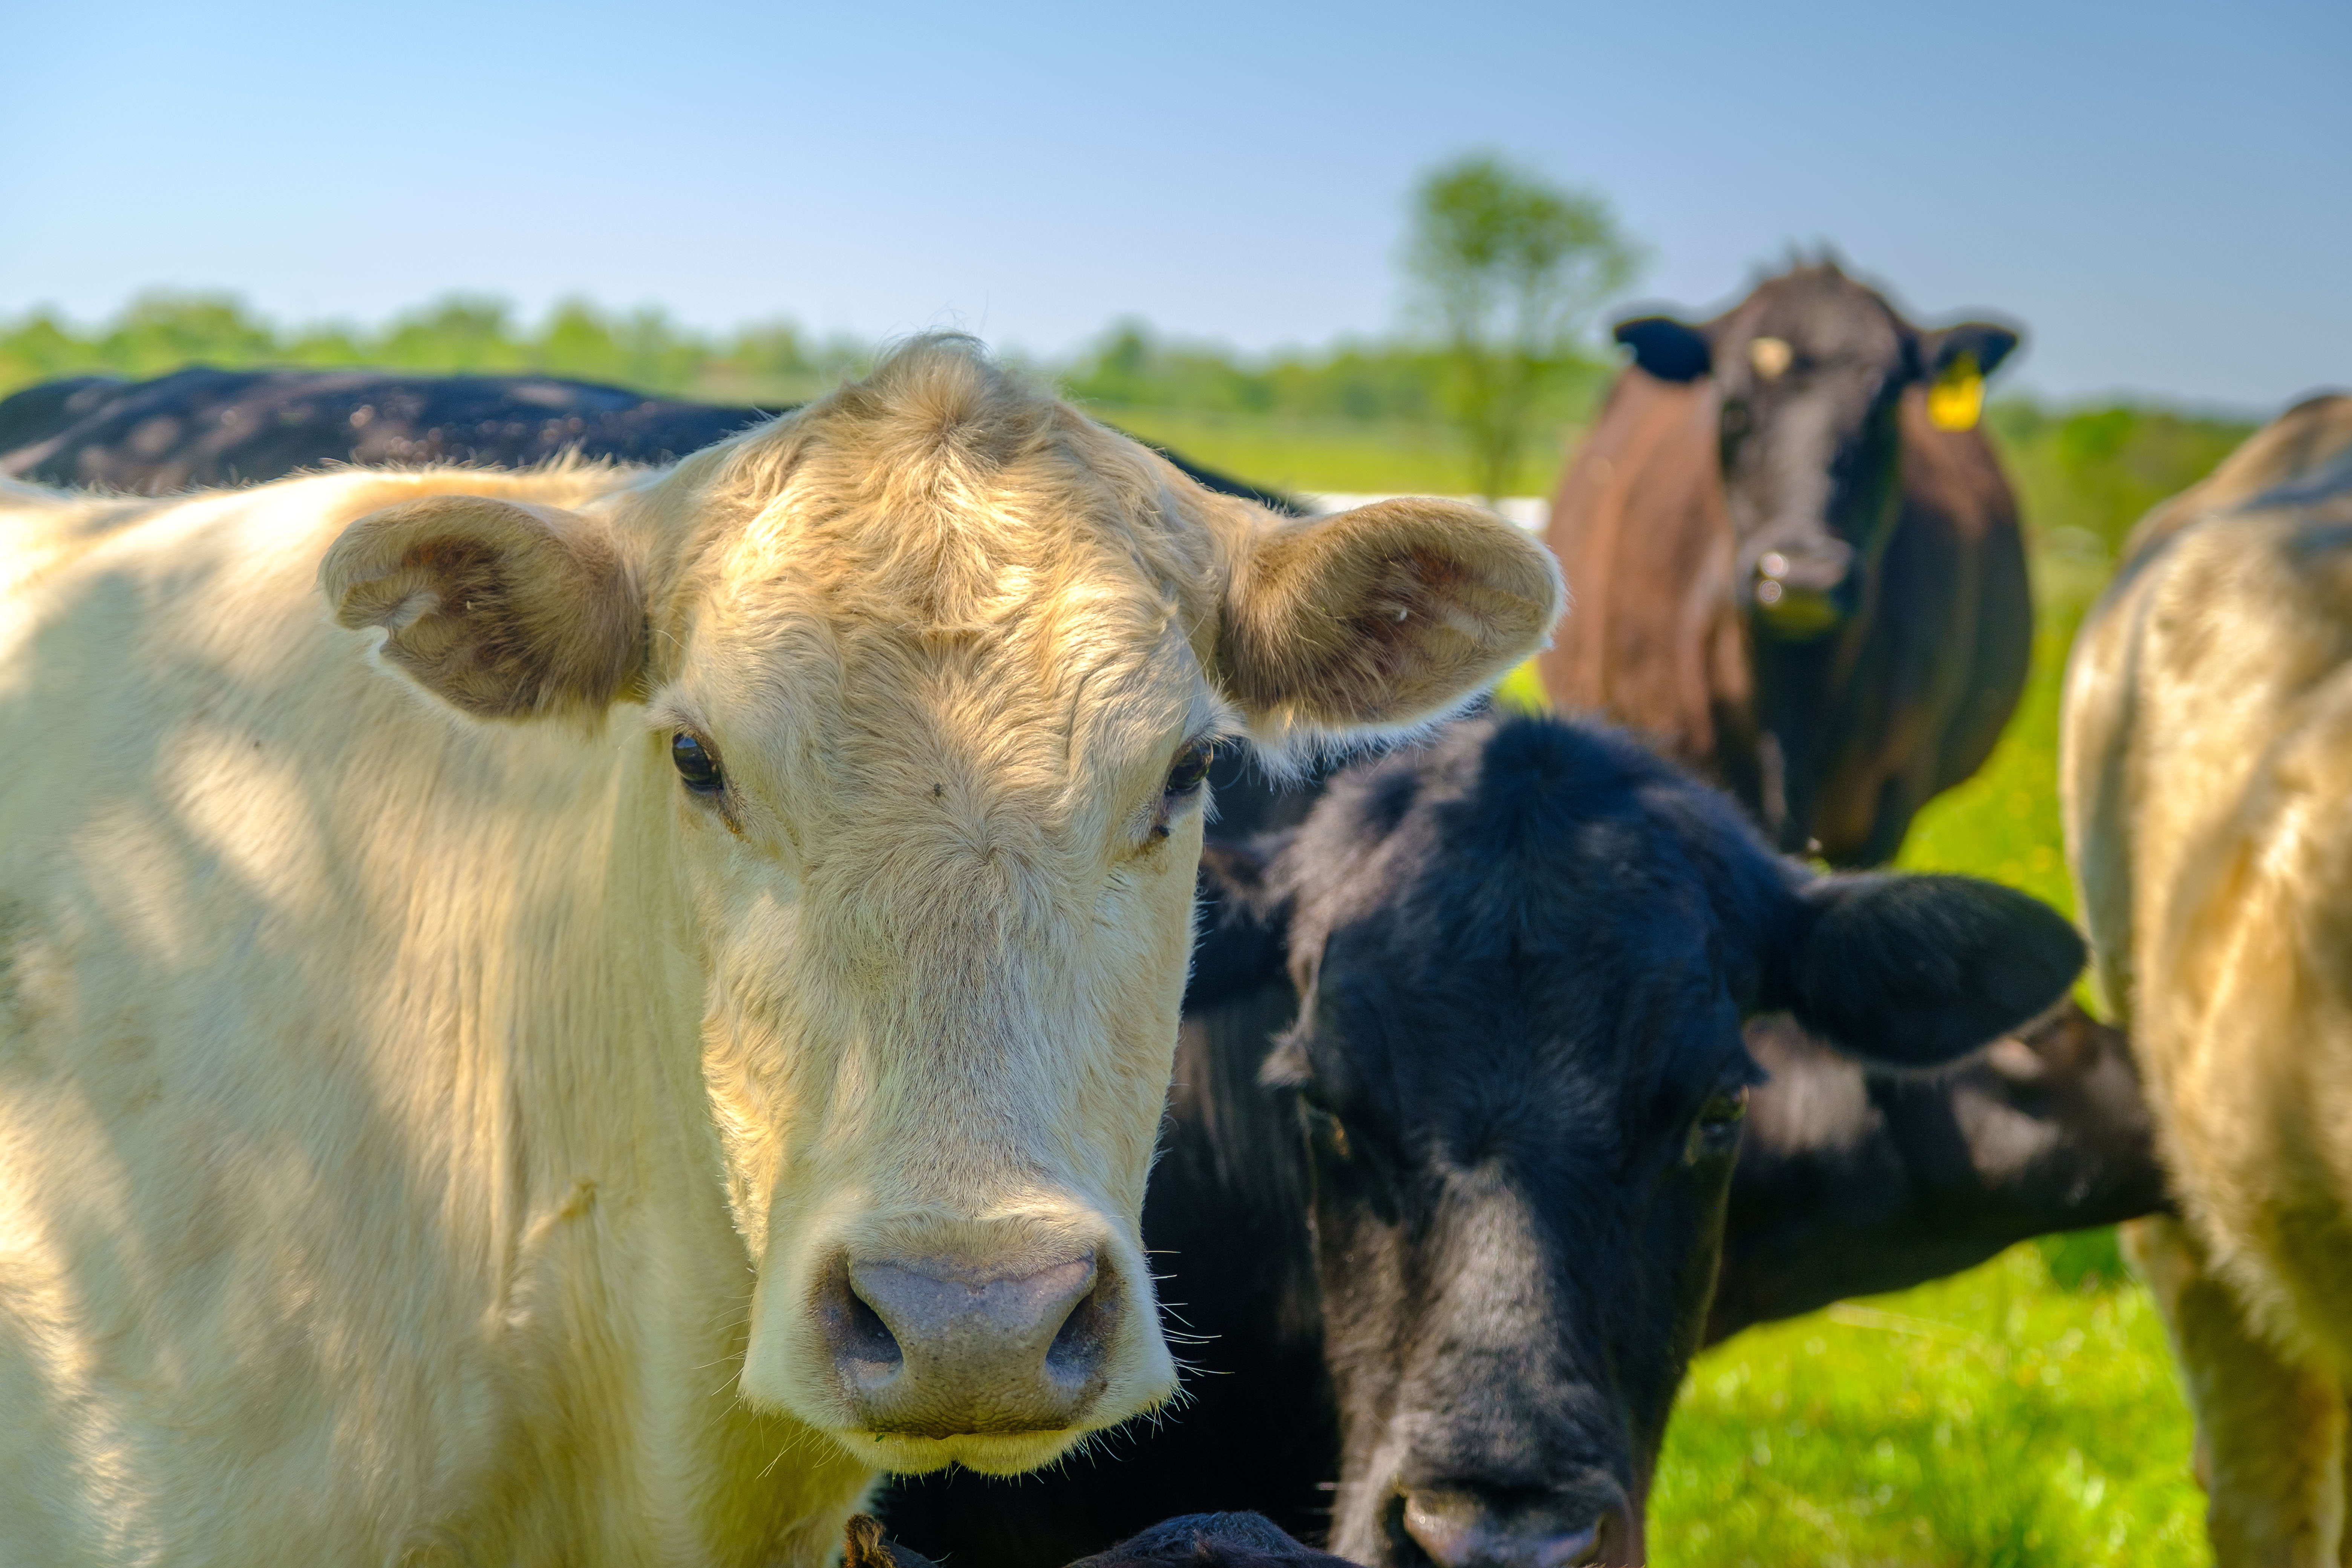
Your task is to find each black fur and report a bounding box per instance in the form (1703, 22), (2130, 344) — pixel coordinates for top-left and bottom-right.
(1069, 1513), (1352, 1567)
(1778, 874), (2086, 1064)
(1613, 317), (1712, 383)
(0, 367), (1302, 514)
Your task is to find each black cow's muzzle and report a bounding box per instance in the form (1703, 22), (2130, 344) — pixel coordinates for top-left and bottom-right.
(1390, 1473), (1634, 1568)
(1746, 537), (1856, 640)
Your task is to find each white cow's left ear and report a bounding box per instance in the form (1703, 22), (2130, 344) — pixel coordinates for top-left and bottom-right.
(1214, 497), (1564, 752)
(322, 494), (648, 720)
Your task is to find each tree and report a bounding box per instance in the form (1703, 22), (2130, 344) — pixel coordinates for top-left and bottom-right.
(1404, 153), (1643, 499)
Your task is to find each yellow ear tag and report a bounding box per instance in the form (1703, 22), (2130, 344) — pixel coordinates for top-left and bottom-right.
(1928, 353), (1984, 431)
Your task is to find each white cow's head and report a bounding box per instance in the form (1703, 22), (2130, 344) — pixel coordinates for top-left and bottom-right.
(320, 338), (1562, 1474)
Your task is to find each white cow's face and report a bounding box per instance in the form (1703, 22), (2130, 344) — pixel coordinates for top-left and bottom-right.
(320, 338), (1563, 1475)
(651, 525), (1222, 1475)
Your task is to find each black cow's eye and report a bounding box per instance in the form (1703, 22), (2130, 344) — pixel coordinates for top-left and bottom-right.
(1301, 1100), (1353, 1162)
(672, 732), (723, 794)
(1165, 739), (1216, 798)
(1684, 1085), (1749, 1165)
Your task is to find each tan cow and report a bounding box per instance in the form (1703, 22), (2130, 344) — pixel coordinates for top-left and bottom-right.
(0, 338), (1561, 1565)
(2062, 394), (2352, 1566)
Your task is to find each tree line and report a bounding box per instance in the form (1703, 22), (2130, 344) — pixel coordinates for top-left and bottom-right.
(0, 153), (2251, 541)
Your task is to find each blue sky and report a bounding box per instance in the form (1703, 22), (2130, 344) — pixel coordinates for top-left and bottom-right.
(4, 0), (2344, 408)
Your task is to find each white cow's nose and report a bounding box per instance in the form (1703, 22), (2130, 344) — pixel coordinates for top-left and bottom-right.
(816, 1253), (1110, 1436)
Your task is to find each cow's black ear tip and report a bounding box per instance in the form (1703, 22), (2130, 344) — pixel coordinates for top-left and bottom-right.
(1980, 324), (2024, 374)
(1960, 879), (2085, 991)
(1614, 315), (1713, 383)
(1791, 874), (2086, 1069)
(1935, 320), (2024, 378)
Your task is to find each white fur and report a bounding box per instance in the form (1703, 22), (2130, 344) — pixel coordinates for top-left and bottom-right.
(0, 340), (1560, 1564)
(2063, 395), (2352, 1565)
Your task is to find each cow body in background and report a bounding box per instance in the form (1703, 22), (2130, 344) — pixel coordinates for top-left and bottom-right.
(1540, 262), (2030, 864)
(0, 365), (1300, 512)
(887, 714), (2085, 1566)
(0, 340), (1560, 1564)
(2062, 394), (2352, 1565)
(1708, 1003), (2161, 1340)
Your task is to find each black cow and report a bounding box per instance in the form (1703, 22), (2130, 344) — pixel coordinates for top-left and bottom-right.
(0, 366), (1299, 511)
(886, 713), (2084, 1566)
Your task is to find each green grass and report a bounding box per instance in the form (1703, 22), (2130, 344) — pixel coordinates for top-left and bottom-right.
(1650, 1243), (2207, 1568)
(1082, 406), (1573, 499)
(1889, 533), (2108, 922)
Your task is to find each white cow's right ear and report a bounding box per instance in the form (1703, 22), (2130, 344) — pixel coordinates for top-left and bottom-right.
(321, 494), (648, 720)
(1214, 497), (1563, 753)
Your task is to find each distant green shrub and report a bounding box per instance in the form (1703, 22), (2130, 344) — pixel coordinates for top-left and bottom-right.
(1989, 398), (2254, 555)
(1057, 309), (1622, 440)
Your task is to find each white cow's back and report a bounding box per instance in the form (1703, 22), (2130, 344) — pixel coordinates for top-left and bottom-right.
(0, 470), (868, 1565)
(2064, 394), (2352, 1373)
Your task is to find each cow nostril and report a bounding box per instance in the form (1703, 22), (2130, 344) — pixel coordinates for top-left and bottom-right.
(825, 1252), (1110, 1435)
(1046, 1270), (1110, 1383)
(841, 1287), (900, 1372)
(813, 1258), (905, 1392)
(1749, 543), (1853, 639)
(1396, 1489), (1613, 1568)
(1554, 1528), (1606, 1568)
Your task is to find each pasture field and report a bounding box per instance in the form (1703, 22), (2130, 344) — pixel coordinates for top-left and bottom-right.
(1097, 407), (1541, 499)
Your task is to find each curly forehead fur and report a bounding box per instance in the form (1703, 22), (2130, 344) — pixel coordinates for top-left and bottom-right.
(652, 337), (1223, 651)
(1274, 714), (1786, 975)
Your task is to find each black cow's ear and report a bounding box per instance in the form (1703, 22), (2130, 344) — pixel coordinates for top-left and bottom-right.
(1920, 321), (2022, 380)
(1615, 315), (1713, 382)
(1187, 836), (1295, 1013)
(1772, 873), (2084, 1068)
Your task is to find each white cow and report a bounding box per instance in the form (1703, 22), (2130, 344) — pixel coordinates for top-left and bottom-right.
(0, 338), (1562, 1565)
(2063, 394), (2352, 1565)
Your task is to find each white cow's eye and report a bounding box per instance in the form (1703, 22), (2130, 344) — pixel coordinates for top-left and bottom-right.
(1164, 739), (1215, 798)
(672, 732), (724, 795)
(1147, 739), (1217, 844)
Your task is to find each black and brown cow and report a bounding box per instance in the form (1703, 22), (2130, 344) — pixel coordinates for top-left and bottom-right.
(1539, 261), (2028, 865)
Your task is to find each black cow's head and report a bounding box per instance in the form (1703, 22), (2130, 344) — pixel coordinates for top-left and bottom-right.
(1215, 715), (2080, 1566)
(1614, 262), (2018, 642)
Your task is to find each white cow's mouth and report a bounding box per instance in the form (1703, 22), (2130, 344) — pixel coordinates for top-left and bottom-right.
(838, 1426), (1099, 1478)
